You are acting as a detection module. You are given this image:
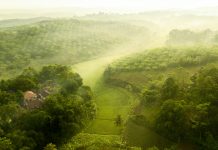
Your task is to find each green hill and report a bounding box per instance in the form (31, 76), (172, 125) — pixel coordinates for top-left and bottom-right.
(105, 46), (218, 149)
(0, 19), (149, 78)
(106, 46), (218, 90)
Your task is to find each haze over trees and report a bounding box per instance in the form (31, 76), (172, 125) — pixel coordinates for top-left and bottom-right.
(105, 31), (218, 149)
(0, 19), (149, 78)
(1, 4), (218, 150)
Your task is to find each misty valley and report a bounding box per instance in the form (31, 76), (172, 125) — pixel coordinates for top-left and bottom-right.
(0, 7), (218, 150)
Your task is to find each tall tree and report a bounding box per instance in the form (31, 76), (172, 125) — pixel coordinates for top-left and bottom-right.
(161, 77), (178, 100)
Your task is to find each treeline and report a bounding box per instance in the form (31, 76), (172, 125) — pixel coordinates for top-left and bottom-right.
(0, 19), (146, 78)
(166, 29), (218, 46)
(0, 65), (96, 149)
(107, 47), (218, 73)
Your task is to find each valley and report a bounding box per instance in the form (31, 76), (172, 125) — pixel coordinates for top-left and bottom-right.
(0, 8), (218, 150)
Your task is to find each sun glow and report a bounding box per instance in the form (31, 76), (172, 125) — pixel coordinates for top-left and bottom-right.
(1, 0), (218, 11)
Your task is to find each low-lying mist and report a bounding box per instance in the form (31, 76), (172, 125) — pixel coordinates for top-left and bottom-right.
(1, 2), (218, 150)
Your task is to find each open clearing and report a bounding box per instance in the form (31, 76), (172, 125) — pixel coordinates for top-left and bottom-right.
(72, 50), (138, 135)
(72, 36), (168, 147)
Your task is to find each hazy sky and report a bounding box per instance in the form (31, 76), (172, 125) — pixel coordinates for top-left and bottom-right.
(0, 0), (218, 10)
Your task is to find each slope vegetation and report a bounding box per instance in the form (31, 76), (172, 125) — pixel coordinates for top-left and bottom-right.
(0, 19), (149, 78)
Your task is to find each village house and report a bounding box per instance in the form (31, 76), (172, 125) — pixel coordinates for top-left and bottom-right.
(23, 91), (43, 109)
(22, 85), (53, 109)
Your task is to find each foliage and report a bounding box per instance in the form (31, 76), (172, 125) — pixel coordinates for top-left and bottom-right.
(42, 94), (95, 143)
(155, 100), (190, 142)
(60, 133), (139, 150)
(0, 19), (146, 78)
(151, 66), (218, 149)
(0, 65), (96, 149)
(0, 137), (13, 150)
(43, 143), (57, 150)
(161, 77), (178, 100)
(107, 47), (218, 73)
(141, 88), (160, 105)
(147, 146), (159, 150)
(0, 90), (21, 105)
(107, 45), (218, 149)
(166, 29), (216, 46)
(190, 66), (218, 103)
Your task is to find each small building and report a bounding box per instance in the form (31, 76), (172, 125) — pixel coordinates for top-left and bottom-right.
(23, 91), (42, 109)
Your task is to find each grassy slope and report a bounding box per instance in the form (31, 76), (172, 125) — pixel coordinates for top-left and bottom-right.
(72, 38), (148, 134)
(85, 85), (137, 135)
(68, 34), (155, 148)
(124, 120), (172, 149)
(61, 133), (140, 150)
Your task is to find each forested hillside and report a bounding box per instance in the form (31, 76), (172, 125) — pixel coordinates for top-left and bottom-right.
(107, 47), (218, 73)
(0, 19), (149, 78)
(105, 44), (218, 149)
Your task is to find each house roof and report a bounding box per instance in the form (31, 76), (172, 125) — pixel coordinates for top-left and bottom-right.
(23, 91), (37, 101)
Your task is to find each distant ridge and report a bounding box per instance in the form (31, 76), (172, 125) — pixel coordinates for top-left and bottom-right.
(0, 17), (52, 28)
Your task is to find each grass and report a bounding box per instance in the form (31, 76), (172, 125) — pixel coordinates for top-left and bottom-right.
(72, 56), (182, 148)
(70, 33), (166, 147)
(85, 85), (137, 135)
(71, 35), (150, 135)
(107, 66), (208, 148)
(123, 120), (172, 149)
(107, 64), (218, 149)
(61, 133), (141, 150)
(61, 133), (125, 150)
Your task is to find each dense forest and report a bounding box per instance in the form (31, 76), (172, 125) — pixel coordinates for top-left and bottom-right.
(0, 65), (96, 149)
